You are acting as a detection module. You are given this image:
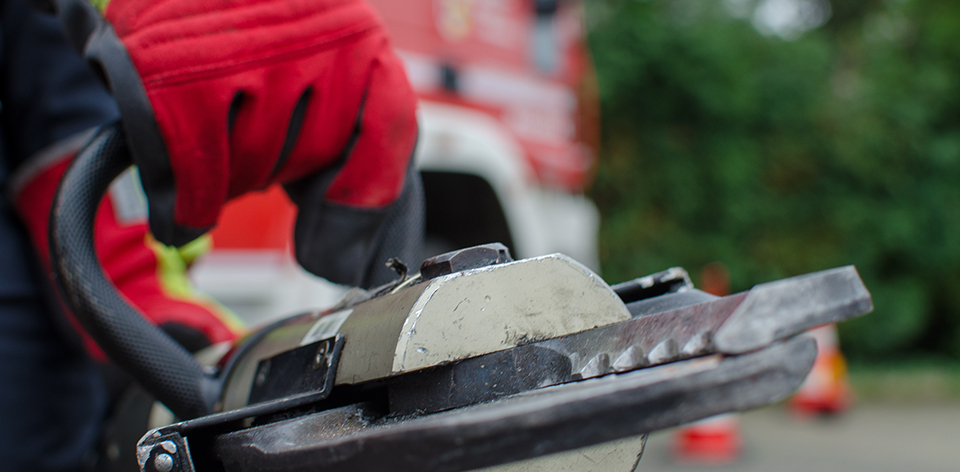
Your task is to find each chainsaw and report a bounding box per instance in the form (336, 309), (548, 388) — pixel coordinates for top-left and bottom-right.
(50, 123), (874, 472)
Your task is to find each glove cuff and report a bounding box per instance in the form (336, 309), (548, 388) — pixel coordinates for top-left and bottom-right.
(11, 136), (244, 361)
(8, 128), (97, 202)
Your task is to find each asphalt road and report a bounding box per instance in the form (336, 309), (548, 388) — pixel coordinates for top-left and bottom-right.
(639, 403), (960, 472)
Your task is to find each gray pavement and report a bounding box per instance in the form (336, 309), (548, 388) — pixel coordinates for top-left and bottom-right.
(639, 403), (960, 472)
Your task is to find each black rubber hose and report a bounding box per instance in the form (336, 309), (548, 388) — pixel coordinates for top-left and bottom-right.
(49, 122), (218, 420)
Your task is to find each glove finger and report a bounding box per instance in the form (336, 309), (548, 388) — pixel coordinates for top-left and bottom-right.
(324, 38), (419, 208)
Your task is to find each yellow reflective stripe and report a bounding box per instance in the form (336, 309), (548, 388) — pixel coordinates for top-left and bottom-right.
(177, 235), (213, 266)
(145, 235), (247, 335)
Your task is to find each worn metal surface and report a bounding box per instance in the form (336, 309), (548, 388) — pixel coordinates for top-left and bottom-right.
(714, 266), (872, 354)
(385, 287), (733, 415)
(528, 265), (869, 382)
(393, 253), (631, 375)
(546, 292), (745, 379)
(387, 286), (729, 415)
(212, 338), (816, 472)
(388, 343), (574, 414)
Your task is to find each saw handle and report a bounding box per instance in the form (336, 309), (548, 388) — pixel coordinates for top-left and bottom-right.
(49, 121), (218, 420)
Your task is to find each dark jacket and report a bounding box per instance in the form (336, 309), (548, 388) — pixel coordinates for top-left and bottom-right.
(0, 0), (119, 297)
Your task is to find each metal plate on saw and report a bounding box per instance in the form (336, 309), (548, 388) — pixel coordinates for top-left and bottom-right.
(212, 337), (816, 472)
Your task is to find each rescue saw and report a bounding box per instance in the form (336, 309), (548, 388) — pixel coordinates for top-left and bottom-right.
(50, 123), (874, 472)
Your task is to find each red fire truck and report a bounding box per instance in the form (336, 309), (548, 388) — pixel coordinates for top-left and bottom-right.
(192, 0), (602, 322)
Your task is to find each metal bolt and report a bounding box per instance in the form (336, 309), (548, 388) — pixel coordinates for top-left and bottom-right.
(420, 243), (512, 280)
(160, 440), (178, 454)
(153, 453), (174, 472)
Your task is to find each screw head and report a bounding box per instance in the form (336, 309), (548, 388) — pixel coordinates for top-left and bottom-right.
(153, 452), (174, 472)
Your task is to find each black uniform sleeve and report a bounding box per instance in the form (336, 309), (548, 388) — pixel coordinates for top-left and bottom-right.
(0, 0), (119, 167)
(0, 0), (118, 297)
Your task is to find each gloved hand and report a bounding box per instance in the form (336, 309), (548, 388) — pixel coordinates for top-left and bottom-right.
(49, 0), (422, 288)
(10, 132), (245, 360)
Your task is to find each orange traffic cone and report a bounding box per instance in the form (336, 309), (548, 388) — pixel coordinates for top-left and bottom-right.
(673, 414), (743, 464)
(672, 263), (743, 464)
(789, 324), (853, 417)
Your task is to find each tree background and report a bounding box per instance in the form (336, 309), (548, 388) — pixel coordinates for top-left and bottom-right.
(587, 0), (960, 361)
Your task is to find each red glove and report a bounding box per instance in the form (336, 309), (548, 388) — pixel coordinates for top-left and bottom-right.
(10, 131), (245, 360)
(53, 0), (421, 287)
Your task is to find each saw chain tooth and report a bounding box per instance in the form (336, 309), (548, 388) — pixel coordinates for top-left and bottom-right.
(646, 339), (679, 366)
(612, 345), (646, 372)
(680, 332), (713, 357)
(578, 353), (612, 379)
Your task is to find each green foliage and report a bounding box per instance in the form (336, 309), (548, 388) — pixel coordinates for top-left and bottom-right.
(587, 0), (960, 360)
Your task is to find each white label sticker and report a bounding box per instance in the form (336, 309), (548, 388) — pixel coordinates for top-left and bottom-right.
(301, 309), (352, 346)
